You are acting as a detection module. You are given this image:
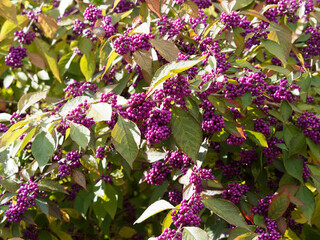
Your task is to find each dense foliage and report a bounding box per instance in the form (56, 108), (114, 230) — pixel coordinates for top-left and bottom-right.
(1, 0), (320, 239)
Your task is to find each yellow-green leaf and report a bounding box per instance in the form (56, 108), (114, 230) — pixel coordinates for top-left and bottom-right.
(0, 0), (17, 25)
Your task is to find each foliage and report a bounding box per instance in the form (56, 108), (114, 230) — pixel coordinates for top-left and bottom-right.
(0, 0), (320, 239)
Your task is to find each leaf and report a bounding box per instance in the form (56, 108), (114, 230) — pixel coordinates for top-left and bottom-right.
(149, 39), (180, 62)
(27, 52), (46, 70)
(38, 180), (67, 194)
(133, 49), (153, 83)
(260, 65), (290, 76)
(134, 199), (175, 224)
(182, 227), (210, 240)
(102, 184), (118, 219)
(284, 156), (303, 182)
(80, 52), (96, 81)
(306, 138), (320, 162)
(145, 150), (166, 163)
(145, 0), (161, 17)
(202, 198), (250, 231)
(18, 91), (47, 114)
(233, 0), (254, 10)
(170, 107), (202, 161)
(0, 15), (28, 41)
(58, 51), (77, 76)
(296, 185), (315, 224)
(268, 22), (292, 60)
(34, 38), (61, 83)
(80, 155), (99, 174)
(31, 131), (55, 167)
(146, 55), (206, 98)
(0, 127), (28, 150)
(234, 232), (260, 240)
(69, 122), (91, 149)
(36, 198), (49, 215)
(240, 9), (270, 23)
(87, 102), (112, 122)
(182, 1), (199, 18)
(245, 130), (268, 147)
(268, 189), (290, 220)
(72, 170), (87, 190)
(38, 14), (59, 39)
(261, 39), (287, 65)
(59, 96), (93, 116)
(58, 0), (73, 16)
(0, 0), (17, 25)
(112, 0), (122, 11)
(105, 50), (119, 71)
(111, 116), (141, 168)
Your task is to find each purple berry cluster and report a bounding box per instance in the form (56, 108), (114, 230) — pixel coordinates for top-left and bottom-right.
(96, 147), (105, 159)
(58, 151), (82, 178)
(297, 111), (320, 144)
(64, 81), (97, 98)
(5, 46), (27, 69)
(0, 123), (8, 133)
(145, 160), (171, 185)
(5, 181), (38, 222)
(168, 190), (182, 205)
(157, 15), (185, 39)
(120, 92), (155, 123)
(23, 225), (39, 240)
(142, 109), (171, 145)
(114, 29), (155, 55)
(157, 228), (182, 240)
(83, 4), (103, 27)
(14, 30), (35, 45)
(202, 109), (225, 134)
(221, 183), (250, 204)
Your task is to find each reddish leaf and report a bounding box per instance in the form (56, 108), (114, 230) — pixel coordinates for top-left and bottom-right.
(145, 0), (161, 17)
(72, 170), (87, 191)
(268, 189), (291, 220)
(27, 52), (46, 70)
(276, 217), (287, 235)
(290, 196), (306, 206)
(277, 184), (299, 197)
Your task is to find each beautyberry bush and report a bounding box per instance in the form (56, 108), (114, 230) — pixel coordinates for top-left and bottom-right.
(1, 0), (320, 239)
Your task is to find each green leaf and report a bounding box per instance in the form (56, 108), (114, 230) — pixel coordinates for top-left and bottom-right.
(234, 232), (260, 240)
(80, 52), (95, 81)
(149, 39), (180, 62)
(245, 130), (268, 147)
(241, 92), (252, 110)
(306, 138), (320, 162)
(268, 189), (290, 220)
(170, 107), (203, 161)
(111, 116), (141, 168)
(86, 102), (112, 122)
(283, 156), (303, 182)
(228, 227), (251, 240)
(58, 52), (77, 76)
(80, 155), (99, 174)
(0, 0), (17, 24)
(0, 126), (28, 150)
(38, 180), (67, 194)
(34, 38), (61, 83)
(18, 91), (47, 114)
(240, 10), (270, 23)
(182, 227), (210, 240)
(0, 15), (28, 41)
(147, 55), (206, 97)
(134, 199), (175, 224)
(36, 199), (49, 215)
(202, 198), (250, 231)
(31, 131), (55, 167)
(232, 0), (254, 10)
(102, 184), (118, 219)
(69, 122), (91, 149)
(261, 39), (287, 64)
(280, 100), (292, 122)
(260, 65), (290, 76)
(296, 186), (315, 224)
(289, 133), (306, 156)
